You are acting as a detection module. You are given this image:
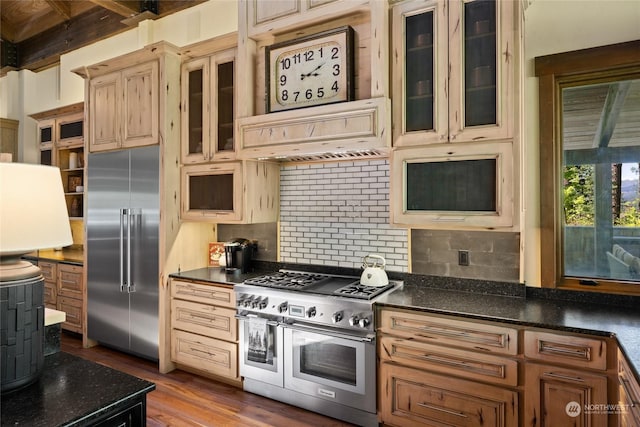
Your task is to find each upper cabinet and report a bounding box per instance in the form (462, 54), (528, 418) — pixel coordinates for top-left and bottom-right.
(391, 0), (517, 147)
(87, 61), (159, 152)
(236, 0), (391, 160)
(181, 35), (237, 164)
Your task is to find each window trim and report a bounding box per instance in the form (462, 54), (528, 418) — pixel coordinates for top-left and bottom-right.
(535, 40), (640, 294)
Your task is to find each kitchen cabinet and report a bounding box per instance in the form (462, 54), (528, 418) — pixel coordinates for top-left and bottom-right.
(181, 40), (237, 164)
(87, 61), (158, 152)
(181, 160), (279, 224)
(378, 308), (519, 427)
(618, 350), (640, 426)
(391, 0), (517, 146)
(0, 118), (19, 161)
(39, 260), (57, 308)
(57, 263), (84, 334)
(523, 329), (612, 427)
(170, 278), (240, 384)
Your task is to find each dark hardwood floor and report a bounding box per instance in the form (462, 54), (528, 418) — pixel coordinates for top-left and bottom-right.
(61, 332), (357, 427)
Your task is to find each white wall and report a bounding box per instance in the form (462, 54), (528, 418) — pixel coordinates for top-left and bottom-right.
(0, 0), (238, 163)
(522, 0), (640, 287)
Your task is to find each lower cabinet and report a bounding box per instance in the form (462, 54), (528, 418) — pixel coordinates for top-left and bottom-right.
(380, 362), (518, 427)
(618, 350), (640, 427)
(39, 260), (57, 308)
(57, 263), (84, 333)
(170, 278), (239, 383)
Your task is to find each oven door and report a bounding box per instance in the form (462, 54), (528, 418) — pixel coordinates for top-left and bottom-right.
(283, 322), (376, 413)
(237, 314), (283, 387)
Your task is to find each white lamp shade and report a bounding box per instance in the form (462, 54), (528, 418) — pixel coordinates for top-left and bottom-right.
(0, 163), (73, 255)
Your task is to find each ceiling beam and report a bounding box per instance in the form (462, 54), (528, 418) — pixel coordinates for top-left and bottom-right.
(592, 81), (632, 148)
(45, 0), (72, 20)
(87, 0), (140, 18)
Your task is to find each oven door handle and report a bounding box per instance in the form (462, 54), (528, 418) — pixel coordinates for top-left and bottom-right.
(235, 314), (279, 327)
(282, 322), (375, 343)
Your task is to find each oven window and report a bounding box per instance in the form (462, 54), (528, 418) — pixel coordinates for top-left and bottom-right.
(300, 341), (356, 386)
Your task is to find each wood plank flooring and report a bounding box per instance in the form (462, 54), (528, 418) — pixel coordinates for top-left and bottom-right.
(61, 332), (357, 427)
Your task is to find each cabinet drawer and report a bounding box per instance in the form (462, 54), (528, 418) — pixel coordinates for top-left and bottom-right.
(58, 296), (82, 333)
(171, 279), (235, 308)
(44, 281), (57, 307)
(379, 362), (518, 427)
(39, 261), (57, 281)
(619, 350), (640, 424)
(58, 264), (83, 297)
(379, 336), (518, 387)
(524, 330), (607, 370)
(379, 309), (518, 355)
(171, 329), (238, 380)
(171, 299), (237, 342)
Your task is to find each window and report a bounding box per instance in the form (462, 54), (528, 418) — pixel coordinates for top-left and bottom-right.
(536, 40), (640, 294)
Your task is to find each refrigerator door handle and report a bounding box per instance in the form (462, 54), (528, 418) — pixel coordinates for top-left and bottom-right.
(127, 208), (141, 293)
(120, 208), (127, 292)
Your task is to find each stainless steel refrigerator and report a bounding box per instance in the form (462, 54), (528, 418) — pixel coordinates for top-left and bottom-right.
(87, 145), (159, 360)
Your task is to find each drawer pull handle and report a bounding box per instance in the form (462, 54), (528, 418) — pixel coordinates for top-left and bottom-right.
(538, 340), (591, 360)
(190, 347), (217, 357)
(417, 402), (468, 418)
(543, 371), (584, 382)
(620, 378), (640, 406)
(60, 279), (78, 285)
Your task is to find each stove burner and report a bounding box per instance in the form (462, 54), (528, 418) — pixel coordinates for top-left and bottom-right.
(244, 271), (327, 290)
(334, 282), (394, 299)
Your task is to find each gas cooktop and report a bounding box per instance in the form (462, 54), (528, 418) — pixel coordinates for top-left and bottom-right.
(243, 270), (397, 300)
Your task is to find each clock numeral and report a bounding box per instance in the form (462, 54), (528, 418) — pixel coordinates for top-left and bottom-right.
(332, 81), (339, 93)
(318, 47), (324, 58)
(279, 75), (287, 86)
(281, 89), (288, 101)
(293, 91), (300, 101)
(331, 47), (339, 60)
(293, 53), (301, 64)
(304, 50), (314, 62)
(332, 64), (340, 76)
(305, 89), (313, 100)
(280, 57), (291, 70)
(317, 87), (325, 98)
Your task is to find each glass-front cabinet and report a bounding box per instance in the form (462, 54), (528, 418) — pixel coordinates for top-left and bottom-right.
(392, 0), (515, 146)
(181, 48), (236, 164)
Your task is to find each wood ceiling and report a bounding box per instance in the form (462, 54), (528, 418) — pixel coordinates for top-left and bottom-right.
(0, 0), (205, 75)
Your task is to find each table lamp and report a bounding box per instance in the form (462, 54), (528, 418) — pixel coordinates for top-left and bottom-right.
(0, 162), (73, 393)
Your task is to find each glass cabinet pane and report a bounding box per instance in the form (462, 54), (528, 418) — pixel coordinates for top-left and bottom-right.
(188, 68), (204, 155)
(405, 10), (434, 132)
(464, 0), (497, 127)
(188, 173), (234, 211)
(217, 61), (234, 153)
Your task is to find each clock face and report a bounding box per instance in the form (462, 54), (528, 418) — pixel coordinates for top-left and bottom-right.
(266, 26), (354, 113)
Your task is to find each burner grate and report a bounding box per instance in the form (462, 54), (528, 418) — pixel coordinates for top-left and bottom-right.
(334, 283), (394, 299)
(244, 271), (327, 290)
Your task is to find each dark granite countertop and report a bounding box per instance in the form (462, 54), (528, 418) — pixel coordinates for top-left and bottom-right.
(169, 266), (266, 285)
(1, 352), (155, 426)
(23, 247), (84, 266)
(377, 283), (640, 382)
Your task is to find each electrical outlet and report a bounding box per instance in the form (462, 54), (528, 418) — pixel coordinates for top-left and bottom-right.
(458, 250), (469, 266)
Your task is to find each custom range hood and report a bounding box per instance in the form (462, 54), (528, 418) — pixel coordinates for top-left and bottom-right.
(236, 97), (391, 161)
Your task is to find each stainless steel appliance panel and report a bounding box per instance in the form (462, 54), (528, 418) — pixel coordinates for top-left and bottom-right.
(87, 146), (159, 360)
(238, 315), (283, 387)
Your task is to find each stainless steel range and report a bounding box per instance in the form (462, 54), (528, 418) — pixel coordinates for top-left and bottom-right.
(235, 270), (402, 427)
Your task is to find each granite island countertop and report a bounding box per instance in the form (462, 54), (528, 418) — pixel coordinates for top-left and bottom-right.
(1, 352), (155, 426)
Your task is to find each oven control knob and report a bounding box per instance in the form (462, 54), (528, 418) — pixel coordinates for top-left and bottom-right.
(349, 315), (359, 326)
(251, 298), (260, 309)
(258, 298), (268, 310)
(278, 302), (288, 313)
(331, 311), (343, 323)
(306, 307), (316, 318)
(358, 317), (370, 328)
(243, 297), (252, 308)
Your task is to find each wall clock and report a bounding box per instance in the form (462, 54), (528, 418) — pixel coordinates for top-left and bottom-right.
(265, 26), (355, 113)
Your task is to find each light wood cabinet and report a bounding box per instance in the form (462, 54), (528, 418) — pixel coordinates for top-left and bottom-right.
(170, 279), (240, 383)
(378, 308), (519, 427)
(57, 263), (84, 333)
(618, 350), (640, 426)
(180, 160), (279, 224)
(181, 42), (237, 164)
(40, 261), (57, 308)
(391, 0), (517, 146)
(88, 61), (158, 152)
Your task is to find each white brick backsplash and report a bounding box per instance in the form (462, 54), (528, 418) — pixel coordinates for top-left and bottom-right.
(280, 160), (408, 271)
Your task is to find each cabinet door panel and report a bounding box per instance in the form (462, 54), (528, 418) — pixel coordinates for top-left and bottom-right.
(380, 362), (518, 427)
(524, 363), (607, 427)
(90, 72), (121, 152)
(171, 280), (235, 308)
(524, 330), (607, 370)
(122, 62), (158, 148)
(171, 329), (238, 380)
(182, 57), (210, 163)
(57, 264), (83, 298)
(171, 299), (237, 342)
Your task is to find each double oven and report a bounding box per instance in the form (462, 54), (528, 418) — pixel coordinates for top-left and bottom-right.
(235, 271), (400, 427)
